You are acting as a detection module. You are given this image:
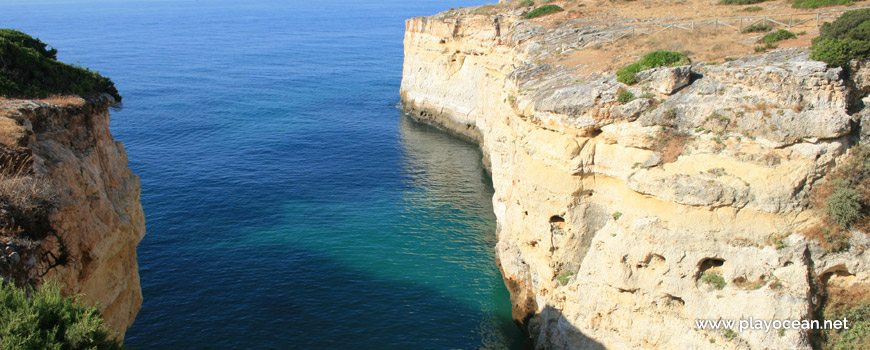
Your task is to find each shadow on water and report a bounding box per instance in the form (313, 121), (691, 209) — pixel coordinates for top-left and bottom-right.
(125, 110), (525, 349)
(128, 244), (517, 349)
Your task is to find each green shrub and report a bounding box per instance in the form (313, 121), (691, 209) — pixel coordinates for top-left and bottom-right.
(826, 179), (863, 228)
(556, 269), (574, 285)
(742, 5), (764, 10)
(524, 4), (564, 19)
(816, 9), (870, 43)
(824, 227), (851, 252)
(700, 271), (727, 289)
(742, 23), (772, 33)
(0, 29), (120, 102)
(823, 298), (870, 349)
(0, 280), (123, 350)
(616, 63), (642, 84)
(616, 51), (690, 85)
(612, 211), (623, 220)
(518, 0), (535, 6)
(811, 9), (870, 67)
(754, 42), (779, 52)
(617, 90), (635, 103)
(812, 38), (870, 67)
(719, 0), (767, 4)
(791, 0), (852, 8)
(761, 29), (797, 43)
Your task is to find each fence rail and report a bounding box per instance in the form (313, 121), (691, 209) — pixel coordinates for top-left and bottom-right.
(592, 5), (870, 43)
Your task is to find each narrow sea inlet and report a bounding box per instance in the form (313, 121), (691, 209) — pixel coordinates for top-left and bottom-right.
(0, 0), (525, 348)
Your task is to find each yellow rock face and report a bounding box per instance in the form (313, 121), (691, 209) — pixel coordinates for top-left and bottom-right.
(0, 99), (144, 339)
(402, 9), (870, 350)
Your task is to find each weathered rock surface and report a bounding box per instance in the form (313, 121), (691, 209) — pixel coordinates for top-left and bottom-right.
(0, 98), (144, 339)
(402, 8), (870, 350)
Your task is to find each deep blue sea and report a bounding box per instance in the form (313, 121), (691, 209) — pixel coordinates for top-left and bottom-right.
(0, 0), (525, 348)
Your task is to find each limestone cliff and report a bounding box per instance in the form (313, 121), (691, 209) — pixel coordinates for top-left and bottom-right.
(401, 6), (870, 349)
(0, 96), (144, 339)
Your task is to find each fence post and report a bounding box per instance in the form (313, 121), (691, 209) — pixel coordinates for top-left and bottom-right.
(789, 14), (793, 27)
(740, 17), (743, 31)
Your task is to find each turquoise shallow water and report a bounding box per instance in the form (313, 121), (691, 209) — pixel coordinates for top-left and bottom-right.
(1, 0), (526, 348)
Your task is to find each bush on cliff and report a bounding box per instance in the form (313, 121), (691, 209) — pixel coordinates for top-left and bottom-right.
(806, 145), (870, 251)
(0, 280), (124, 350)
(791, 0), (853, 8)
(822, 286), (870, 350)
(524, 4), (564, 19)
(0, 29), (121, 102)
(718, 0), (768, 5)
(616, 51), (690, 85)
(811, 9), (870, 67)
(760, 29), (797, 43)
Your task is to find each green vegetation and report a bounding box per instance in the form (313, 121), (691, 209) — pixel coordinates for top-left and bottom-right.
(556, 269), (574, 285)
(617, 90), (636, 103)
(791, 0), (853, 8)
(755, 42), (779, 52)
(0, 280), (123, 350)
(826, 179), (863, 228)
(761, 29), (797, 43)
(742, 5), (764, 10)
(718, 0), (767, 4)
(616, 51), (690, 85)
(822, 145), (870, 228)
(612, 211), (623, 220)
(811, 9), (870, 67)
(700, 271), (727, 290)
(823, 296), (870, 349)
(518, 0), (535, 6)
(804, 145), (870, 251)
(723, 329), (737, 339)
(0, 29), (120, 102)
(769, 232), (789, 250)
(524, 4), (564, 19)
(742, 23), (772, 33)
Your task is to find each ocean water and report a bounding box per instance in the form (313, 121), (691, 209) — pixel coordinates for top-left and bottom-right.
(0, 0), (526, 348)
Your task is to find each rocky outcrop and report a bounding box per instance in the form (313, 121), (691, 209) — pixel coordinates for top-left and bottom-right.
(0, 96), (144, 339)
(402, 8), (870, 349)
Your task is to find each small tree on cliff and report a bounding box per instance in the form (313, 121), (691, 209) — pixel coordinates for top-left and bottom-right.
(0, 280), (124, 350)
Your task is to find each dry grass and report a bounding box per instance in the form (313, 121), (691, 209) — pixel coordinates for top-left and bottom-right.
(556, 28), (756, 74)
(0, 117), (25, 148)
(803, 145), (870, 251)
(649, 128), (689, 163)
(822, 283), (870, 350)
(500, 0), (837, 73)
(0, 156), (55, 213)
(38, 95), (85, 107)
(0, 174), (57, 212)
(516, 0), (858, 25)
(732, 275), (768, 290)
(804, 224), (851, 252)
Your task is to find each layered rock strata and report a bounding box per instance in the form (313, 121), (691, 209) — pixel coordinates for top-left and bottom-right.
(401, 9), (870, 349)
